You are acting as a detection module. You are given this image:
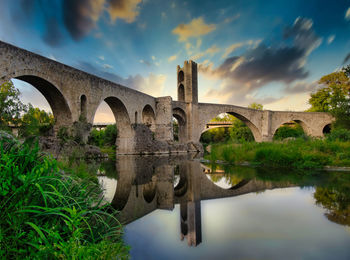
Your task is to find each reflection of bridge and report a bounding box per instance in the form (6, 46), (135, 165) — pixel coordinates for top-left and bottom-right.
(106, 155), (295, 247)
(1, 41), (334, 154)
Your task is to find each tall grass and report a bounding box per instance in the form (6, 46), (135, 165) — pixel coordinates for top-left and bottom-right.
(208, 137), (350, 169)
(0, 135), (129, 259)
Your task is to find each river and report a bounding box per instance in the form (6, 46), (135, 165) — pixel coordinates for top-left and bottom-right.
(97, 153), (350, 260)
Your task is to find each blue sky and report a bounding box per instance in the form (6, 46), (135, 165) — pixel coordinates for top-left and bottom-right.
(1, 0), (350, 121)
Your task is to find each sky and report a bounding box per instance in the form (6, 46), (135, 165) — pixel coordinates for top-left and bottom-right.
(1, 0), (350, 122)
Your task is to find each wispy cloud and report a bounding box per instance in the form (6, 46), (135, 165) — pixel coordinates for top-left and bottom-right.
(327, 35), (335, 44)
(172, 17), (216, 42)
(345, 7), (350, 20)
(190, 45), (220, 61)
(168, 55), (177, 62)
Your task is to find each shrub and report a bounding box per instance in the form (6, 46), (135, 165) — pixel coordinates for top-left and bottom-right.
(326, 128), (350, 142)
(0, 137), (129, 259)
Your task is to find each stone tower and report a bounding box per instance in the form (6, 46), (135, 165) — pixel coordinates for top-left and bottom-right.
(176, 60), (201, 147)
(177, 60), (198, 104)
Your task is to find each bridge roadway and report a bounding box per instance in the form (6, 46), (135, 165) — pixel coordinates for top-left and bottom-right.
(0, 40), (334, 154)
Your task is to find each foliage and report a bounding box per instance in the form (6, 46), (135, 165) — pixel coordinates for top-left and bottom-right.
(0, 134), (129, 259)
(273, 123), (305, 140)
(20, 104), (54, 137)
(229, 119), (254, 142)
(308, 68), (350, 129)
(326, 128), (350, 142)
(207, 137), (350, 169)
(248, 102), (263, 110)
(0, 81), (27, 130)
(172, 118), (179, 141)
(88, 124), (118, 148)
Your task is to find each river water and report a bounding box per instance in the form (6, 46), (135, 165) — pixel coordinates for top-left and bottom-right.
(97, 153), (350, 260)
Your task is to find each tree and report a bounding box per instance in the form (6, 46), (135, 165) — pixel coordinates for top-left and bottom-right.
(0, 81), (27, 130)
(248, 102), (263, 110)
(20, 104), (55, 137)
(308, 67), (350, 129)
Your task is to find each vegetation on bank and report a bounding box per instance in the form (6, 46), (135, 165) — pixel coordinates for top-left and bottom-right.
(206, 129), (350, 169)
(0, 133), (129, 259)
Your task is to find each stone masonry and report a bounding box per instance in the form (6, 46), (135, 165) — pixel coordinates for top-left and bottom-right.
(0, 41), (334, 154)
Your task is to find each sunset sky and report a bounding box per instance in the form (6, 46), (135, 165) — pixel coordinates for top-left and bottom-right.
(1, 0), (350, 122)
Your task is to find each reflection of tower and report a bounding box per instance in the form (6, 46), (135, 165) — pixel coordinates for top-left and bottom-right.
(178, 161), (202, 247)
(180, 201), (202, 246)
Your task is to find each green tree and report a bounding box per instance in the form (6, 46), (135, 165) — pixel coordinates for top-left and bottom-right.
(20, 104), (54, 137)
(308, 68), (350, 129)
(0, 81), (27, 130)
(248, 102), (263, 110)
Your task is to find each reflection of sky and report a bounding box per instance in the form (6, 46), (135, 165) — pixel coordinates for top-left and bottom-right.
(98, 176), (117, 203)
(206, 174), (232, 189)
(124, 187), (350, 260)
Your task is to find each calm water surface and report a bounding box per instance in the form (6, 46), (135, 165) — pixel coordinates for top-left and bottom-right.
(98, 154), (350, 260)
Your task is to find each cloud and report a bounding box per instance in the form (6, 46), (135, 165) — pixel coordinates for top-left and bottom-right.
(345, 7), (350, 20)
(190, 45), (220, 60)
(99, 56), (105, 60)
(103, 64), (113, 69)
(43, 18), (64, 47)
(76, 61), (166, 97)
(199, 17), (322, 106)
(172, 17), (216, 42)
(108, 0), (142, 23)
(62, 0), (105, 40)
(62, 0), (142, 40)
(168, 55), (177, 62)
(327, 35), (335, 45)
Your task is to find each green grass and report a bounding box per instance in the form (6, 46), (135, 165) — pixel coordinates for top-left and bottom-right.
(207, 138), (350, 169)
(0, 134), (129, 259)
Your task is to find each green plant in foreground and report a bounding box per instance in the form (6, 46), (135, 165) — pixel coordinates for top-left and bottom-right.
(0, 134), (129, 259)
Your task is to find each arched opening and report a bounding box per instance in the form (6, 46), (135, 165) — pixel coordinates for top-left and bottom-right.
(143, 175), (157, 203)
(200, 112), (258, 145)
(135, 111), (138, 124)
(178, 70), (184, 82)
(178, 84), (185, 101)
(7, 76), (71, 137)
(91, 97), (133, 154)
(323, 124), (331, 135)
(173, 107), (186, 143)
(142, 104), (156, 132)
(273, 121), (305, 140)
(80, 95), (87, 121)
(174, 165), (188, 198)
(15, 76), (72, 127)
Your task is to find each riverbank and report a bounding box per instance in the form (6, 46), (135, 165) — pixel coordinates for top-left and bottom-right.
(206, 138), (350, 170)
(0, 132), (129, 259)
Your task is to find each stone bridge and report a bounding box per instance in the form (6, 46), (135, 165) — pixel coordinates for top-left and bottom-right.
(0, 41), (334, 154)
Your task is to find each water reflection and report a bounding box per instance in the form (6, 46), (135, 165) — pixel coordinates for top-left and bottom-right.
(94, 153), (350, 250)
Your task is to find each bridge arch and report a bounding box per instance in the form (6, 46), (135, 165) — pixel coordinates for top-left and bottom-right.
(80, 94), (87, 120)
(272, 118), (312, 138)
(7, 74), (73, 129)
(199, 110), (262, 142)
(173, 107), (187, 142)
(142, 104), (156, 132)
(94, 96), (134, 154)
(143, 175), (157, 203)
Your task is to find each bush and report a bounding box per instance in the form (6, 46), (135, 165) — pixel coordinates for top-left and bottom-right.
(0, 137), (129, 259)
(273, 123), (304, 140)
(326, 128), (350, 142)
